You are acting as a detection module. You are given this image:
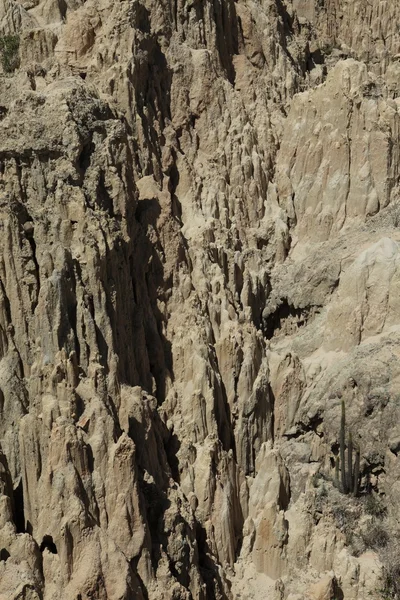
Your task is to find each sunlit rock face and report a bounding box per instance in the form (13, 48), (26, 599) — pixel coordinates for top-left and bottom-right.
(0, 0), (399, 598)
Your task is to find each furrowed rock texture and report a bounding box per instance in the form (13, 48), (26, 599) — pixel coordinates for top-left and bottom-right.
(0, 0), (399, 598)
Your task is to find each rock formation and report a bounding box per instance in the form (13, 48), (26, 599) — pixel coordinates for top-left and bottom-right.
(0, 0), (399, 598)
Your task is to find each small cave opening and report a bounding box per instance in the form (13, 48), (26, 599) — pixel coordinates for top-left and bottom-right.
(39, 535), (58, 554)
(0, 548), (10, 561)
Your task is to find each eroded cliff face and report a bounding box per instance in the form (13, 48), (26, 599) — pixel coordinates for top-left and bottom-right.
(0, 0), (399, 598)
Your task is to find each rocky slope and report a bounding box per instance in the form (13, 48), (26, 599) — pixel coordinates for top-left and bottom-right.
(0, 0), (399, 598)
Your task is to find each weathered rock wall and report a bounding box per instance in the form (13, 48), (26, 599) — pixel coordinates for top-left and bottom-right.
(0, 1), (399, 599)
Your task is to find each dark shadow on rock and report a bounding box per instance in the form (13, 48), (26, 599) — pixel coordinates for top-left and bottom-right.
(196, 522), (230, 600)
(214, 0), (239, 83)
(207, 344), (236, 455)
(112, 191), (174, 405)
(135, 198), (161, 224)
(164, 431), (181, 483)
(262, 298), (321, 340)
(0, 548), (10, 561)
(13, 478), (25, 534)
(128, 560), (149, 600)
(39, 535), (57, 554)
(128, 5), (173, 181)
(140, 476), (171, 572)
(333, 579), (344, 600)
(128, 412), (178, 485)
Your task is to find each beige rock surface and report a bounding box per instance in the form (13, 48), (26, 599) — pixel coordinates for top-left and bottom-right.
(0, 0), (399, 598)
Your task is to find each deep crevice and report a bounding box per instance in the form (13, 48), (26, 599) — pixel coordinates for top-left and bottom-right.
(13, 479), (25, 534)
